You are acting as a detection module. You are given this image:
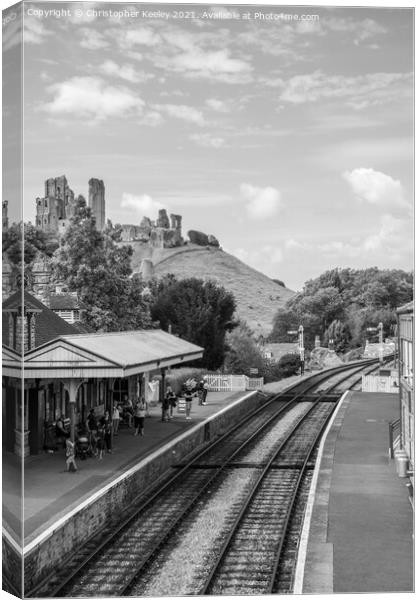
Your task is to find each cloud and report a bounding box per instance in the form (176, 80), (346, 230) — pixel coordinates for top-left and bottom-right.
(24, 17), (52, 44)
(206, 98), (230, 112)
(120, 193), (164, 216)
(98, 60), (153, 84)
(240, 183), (284, 219)
(230, 245), (284, 277)
(159, 48), (253, 83)
(342, 168), (406, 207)
(153, 104), (206, 126)
(274, 70), (412, 109)
(43, 77), (145, 121)
(110, 27), (160, 48)
(363, 214), (408, 252)
(79, 29), (109, 50)
(189, 133), (225, 148)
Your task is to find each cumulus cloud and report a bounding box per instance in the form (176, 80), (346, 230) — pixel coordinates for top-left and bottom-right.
(342, 168), (406, 207)
(121, 193), (164, 215)
(273, 70), (412, 109)
(24, 18), (52, 44)
(98, 60), (153, 84)
(159, 48), (253, 83)
(79, 28), (109, 50)
(363, 214), (406, 251)
(43, 77), (145, 121)
(206, 98), (230, 112)
(110, 27), (160, 48)
(189, 133), (225, 148)
(240, 183), (284, 219)
(153, 104), (206, 126)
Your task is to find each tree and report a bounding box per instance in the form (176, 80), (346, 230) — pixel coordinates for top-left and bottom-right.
(52, 197), (152, 331)
(224, 321), (266, 375)
(2, 222), (59, 287)
(323, 319), (351, 353)
(149, 276), (236, 370)
(269, 267), (412, 353)
(267, 353), (301, 381)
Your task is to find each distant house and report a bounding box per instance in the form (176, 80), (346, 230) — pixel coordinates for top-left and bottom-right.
(261, 342), (298, 363)
(2, 289), (84, 353)
(49, 290), (85, 324)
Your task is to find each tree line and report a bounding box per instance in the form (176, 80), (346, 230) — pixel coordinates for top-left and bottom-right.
(3, 199), (412, 373)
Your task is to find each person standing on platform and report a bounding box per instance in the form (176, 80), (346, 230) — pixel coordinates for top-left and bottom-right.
(96, 423), (105, 459)
(202, 377), (208, 405)
(134, 398), (146, 436)
(87, 409), (98, 455)
(101, 411), (112, 453)
(197, 380), (204, 405)
(185, 389), (193, 420)
(112, 404), (120, 435)
(65, 438), (78, 472)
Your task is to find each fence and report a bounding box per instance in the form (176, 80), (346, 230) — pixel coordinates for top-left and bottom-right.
(204, 374), (264, 392)
(362, 374), (399, 393)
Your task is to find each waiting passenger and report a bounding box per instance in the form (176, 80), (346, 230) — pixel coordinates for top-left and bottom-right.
(65, 438), (77, 472)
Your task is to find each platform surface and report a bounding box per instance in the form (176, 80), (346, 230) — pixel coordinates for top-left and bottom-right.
(302, 391), (414, 594)
(3, 390), (254, 545)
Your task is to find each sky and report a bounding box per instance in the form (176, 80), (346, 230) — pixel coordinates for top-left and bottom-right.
(2, 0), (414, 290)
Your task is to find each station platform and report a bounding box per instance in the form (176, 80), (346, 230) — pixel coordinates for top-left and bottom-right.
(298, 390), (414, 594)
(3, 390), (254, 547)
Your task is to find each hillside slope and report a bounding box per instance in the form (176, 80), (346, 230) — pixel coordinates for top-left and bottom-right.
(128, 242), (295, 336)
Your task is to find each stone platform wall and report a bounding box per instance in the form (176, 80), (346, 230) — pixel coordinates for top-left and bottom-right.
(20, 390), (268, 594)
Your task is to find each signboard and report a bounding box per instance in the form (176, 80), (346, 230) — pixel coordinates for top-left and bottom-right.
(249, 368), (259, 375)
(177, 398), (186, 413)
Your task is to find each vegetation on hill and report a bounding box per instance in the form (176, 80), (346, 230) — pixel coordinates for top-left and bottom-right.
(270, 267), (413, 352)
(149, 275), (236, 370)
(148, 244), (295, 336)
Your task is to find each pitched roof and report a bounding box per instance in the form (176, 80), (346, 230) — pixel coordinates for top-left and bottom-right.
(20, 330), (204, 379)
(2, 290), (84, 349)
(49, 293), (83, 310)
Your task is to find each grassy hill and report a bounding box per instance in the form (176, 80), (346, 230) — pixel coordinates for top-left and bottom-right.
(128, 242), (295, 337)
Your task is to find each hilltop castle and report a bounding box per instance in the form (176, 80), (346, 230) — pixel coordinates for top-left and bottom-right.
(35, 176), (105, 234)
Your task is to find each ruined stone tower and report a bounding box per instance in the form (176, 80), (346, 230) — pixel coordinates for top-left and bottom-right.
(88, 178), (105, 230)
(2, 201), (9, 231)
(35, 175), (75, 235)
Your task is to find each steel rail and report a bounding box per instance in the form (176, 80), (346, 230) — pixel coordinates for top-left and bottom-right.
(199, 360), (381, 595)
(29, 359), (378, 598)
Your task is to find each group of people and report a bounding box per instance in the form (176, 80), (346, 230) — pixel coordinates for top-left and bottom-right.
(161, 378), (209, 421)
(59, 378), (210, 472)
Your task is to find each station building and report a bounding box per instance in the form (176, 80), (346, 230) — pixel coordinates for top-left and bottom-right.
(2, 291), (203, 457)
(397, 301), (414, 470)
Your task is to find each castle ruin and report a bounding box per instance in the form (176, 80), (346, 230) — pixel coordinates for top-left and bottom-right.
(35, 176), (105, 235)
(120, 209), (184, 249)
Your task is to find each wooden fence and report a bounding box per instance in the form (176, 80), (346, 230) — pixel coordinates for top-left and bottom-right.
(205, 374), (264, 392)
(362, 375), (399, 393)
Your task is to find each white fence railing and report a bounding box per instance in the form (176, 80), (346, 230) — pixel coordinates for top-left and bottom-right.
(205, 374), (264, 392)
(362, 375), (399, 393)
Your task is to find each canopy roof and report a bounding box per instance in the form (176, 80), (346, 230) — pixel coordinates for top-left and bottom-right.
(4, 330), (203, 379)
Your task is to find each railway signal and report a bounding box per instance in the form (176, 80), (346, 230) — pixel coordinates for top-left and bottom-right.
(287, 328), (305, 374)
(366, 323), (384, 364)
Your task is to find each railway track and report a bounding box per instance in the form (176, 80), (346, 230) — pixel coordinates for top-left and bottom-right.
(30, 359), (383, 597)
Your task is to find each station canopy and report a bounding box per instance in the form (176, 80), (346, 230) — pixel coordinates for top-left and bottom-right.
(3, 330), (204, 379)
